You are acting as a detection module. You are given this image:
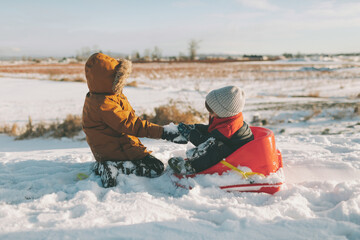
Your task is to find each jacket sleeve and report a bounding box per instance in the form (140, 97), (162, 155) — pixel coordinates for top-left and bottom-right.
(194, 124), (209, 134)
(189, 124), (210, 146)
(100, 97), (163, 139)
(189, 125), (228, 147)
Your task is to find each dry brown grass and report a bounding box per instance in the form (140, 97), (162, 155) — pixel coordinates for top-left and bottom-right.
(130, 62), (352, 80)
(142, 101), (206, 125)
(50, 114), (83, 139)
(331, 111), (348, 120)
(13, 115), (83, 140)
(0, 63), (84, 75)
(0, 123), (19, 136)
(292, 91), (321, 98)
(354, 104), (360, 115)
(0, 62), (356, 82)
(303, 108), (322, 121)
(308, 91), (320, 98)
(50, 77), (86, 82)
(126, 81), (138, 87)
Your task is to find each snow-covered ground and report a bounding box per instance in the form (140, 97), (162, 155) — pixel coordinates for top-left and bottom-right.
(0, 60), (359, 239)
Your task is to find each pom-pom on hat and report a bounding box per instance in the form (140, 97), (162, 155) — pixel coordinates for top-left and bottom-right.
(205, 86), (245, 118)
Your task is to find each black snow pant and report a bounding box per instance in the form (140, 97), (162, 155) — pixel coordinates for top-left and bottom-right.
(186, 138), (233, 173)
(94, 154), (164, 188)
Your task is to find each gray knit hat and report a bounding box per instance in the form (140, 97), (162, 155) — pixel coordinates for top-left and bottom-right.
(205, 86), (245, 118)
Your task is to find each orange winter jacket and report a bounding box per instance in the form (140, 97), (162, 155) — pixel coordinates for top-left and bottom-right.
(82, 53), (164, 162)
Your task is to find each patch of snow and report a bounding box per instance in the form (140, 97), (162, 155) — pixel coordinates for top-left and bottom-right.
(163, 123), (179, 134)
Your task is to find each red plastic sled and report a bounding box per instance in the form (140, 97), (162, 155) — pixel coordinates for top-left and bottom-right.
(176, 126), (284, 194)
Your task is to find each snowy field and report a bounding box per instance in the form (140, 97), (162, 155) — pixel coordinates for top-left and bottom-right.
(0, 60), (360, 239)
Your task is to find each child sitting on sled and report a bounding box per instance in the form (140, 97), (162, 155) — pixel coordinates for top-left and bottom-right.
(168, 86), (254, 174)
(82, 53), (181, 188)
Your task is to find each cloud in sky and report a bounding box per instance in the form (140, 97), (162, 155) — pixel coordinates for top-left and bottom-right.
(307, 1), (360, 18)
(236, 0), (279, 11)
(0, 0), (359, 57)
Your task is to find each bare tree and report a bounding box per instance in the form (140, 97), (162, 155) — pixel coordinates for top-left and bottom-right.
(152, 46), (162, 61)
(143, 48), (151, 61)
(135, 51), (140, 60)
(76, 45), (100, 61)
(188, 39), (201, 61)
(131, 51), (141, 60)
(178, 52), (187, 61)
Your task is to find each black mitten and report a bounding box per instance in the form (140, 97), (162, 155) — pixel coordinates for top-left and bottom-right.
(178, 122), (195, 141)
(162, 125), (188, 144)
(161, 130), (179, 141)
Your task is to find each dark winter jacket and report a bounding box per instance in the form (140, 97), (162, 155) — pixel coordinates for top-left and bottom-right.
(188, 113), (254, 172)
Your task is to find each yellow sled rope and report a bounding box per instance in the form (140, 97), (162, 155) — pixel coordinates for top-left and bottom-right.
(220, 160), (264, 179)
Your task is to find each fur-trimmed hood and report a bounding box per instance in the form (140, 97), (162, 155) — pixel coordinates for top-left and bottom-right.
(85, 53), (132, 94)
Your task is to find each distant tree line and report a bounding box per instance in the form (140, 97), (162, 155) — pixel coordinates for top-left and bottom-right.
(19, 41), (358, 63)
(74, 39), (202, 62)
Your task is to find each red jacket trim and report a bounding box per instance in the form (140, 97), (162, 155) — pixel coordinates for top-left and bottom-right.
(208, 112), (244, 139)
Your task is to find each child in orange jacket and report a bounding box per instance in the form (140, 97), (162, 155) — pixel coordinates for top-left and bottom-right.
(168, 86), (254, 174)
(82, 53), (180, 187)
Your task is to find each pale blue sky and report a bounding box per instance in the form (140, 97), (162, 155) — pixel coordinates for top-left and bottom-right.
(1, 0), (360, 57)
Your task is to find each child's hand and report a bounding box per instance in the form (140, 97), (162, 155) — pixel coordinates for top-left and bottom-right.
(162, 123), (188, 144)
(162, 130), (186, 143)
(178, 123), (195, 141)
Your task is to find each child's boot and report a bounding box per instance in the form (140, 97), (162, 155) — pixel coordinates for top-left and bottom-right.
(132, 155), (165, 178)
(95, 161), (119, 188)
(168, 157), (195, 175)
